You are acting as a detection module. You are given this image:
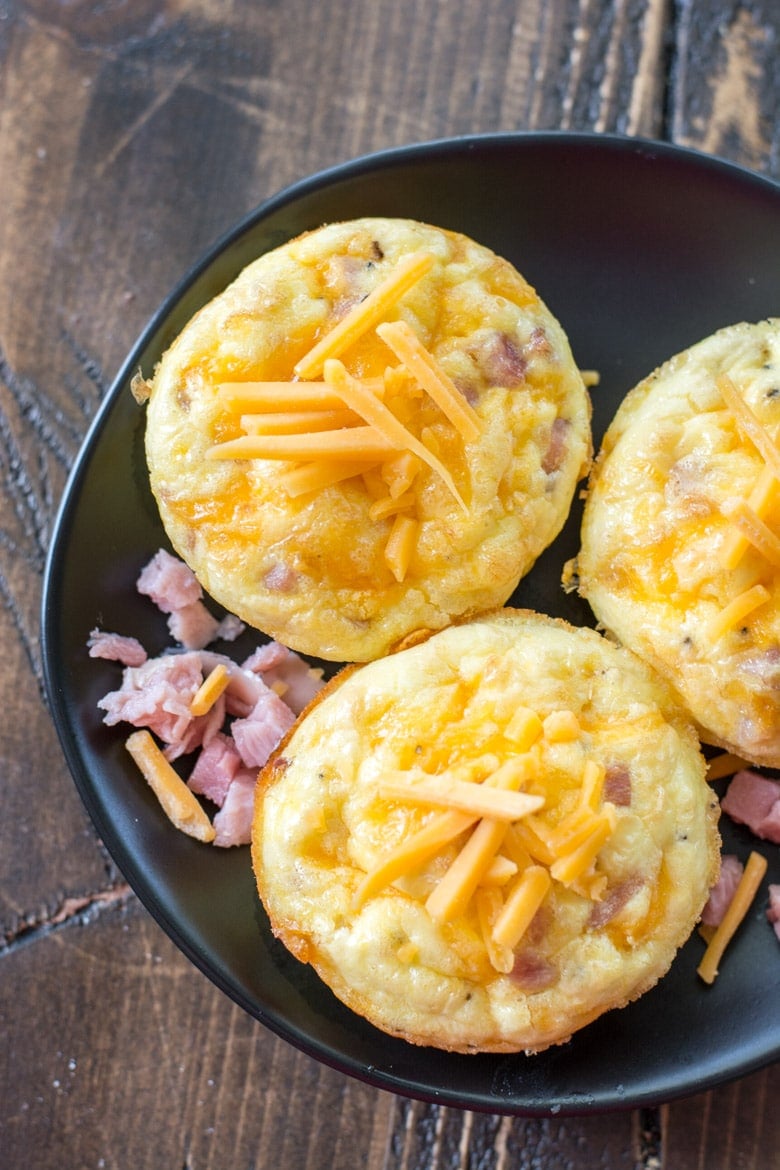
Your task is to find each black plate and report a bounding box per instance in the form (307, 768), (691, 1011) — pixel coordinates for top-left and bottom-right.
(42, 132), (780, 1116)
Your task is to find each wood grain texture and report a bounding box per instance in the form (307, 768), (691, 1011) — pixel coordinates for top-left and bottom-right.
(0, 0), (778, 1167)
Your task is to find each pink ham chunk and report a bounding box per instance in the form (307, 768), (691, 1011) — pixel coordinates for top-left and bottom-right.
(213, 769), (258, 847)
(231, 687), (296, 768)
(136, 548), (203, 613)
(701, 855), (745, 926)
(88, 629), (147, 667)
(721, 770), (780, 844)
(242, 641), (325, 714)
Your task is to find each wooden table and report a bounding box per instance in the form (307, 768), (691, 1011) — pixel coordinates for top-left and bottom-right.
(2, 1), (778, 1166)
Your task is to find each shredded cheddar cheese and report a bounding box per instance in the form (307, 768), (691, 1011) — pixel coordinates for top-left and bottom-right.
(705, 752), (750, 783)
(239, 408), (360, 434)
(697, 850), (768, 984)
(189, 663), (230, 716)
(705, 583), (770, 641)
(279, 459), (375, 497)
(379, 774), (545, 821)
(376, 319), (482, 442)
(356, 707), (622, 970)
(720, 497), (780, 567)
(716, 374), (780, 482)
(383, 513), (418, 582)
(323, 358), (466, 509)
(492, 865), (552, 950)
(293, 250), (436, 379)
(217, 381), (349, 412)
(206, 426), (398, 462)
(125, 729), (215, 843)
(719, 466), (778, 571)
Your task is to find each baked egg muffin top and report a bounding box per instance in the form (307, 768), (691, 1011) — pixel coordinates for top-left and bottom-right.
(252, 610), (719, 1054)
(143, 217), (591, 661)
(573, 319), (780, 766)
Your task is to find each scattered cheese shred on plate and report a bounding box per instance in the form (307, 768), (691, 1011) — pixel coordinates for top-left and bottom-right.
(697, 850), (768, 984)
(125, 729), (216, 843)
(293, 250), (436, 379)
(705, 751), (750, 783)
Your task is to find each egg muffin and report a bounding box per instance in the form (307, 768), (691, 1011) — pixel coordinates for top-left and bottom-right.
(252, 609), (718, 1054)
(143, 217), (591, 662)
(572, 319), (780, 767)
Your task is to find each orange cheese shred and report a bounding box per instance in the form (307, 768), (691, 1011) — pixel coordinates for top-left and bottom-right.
(239, 408), (360, 434)
(716, 374), (780, 482)
(217, 381), (348, 412)
(697, 850), (768, 984)
(352, 808), (476, 909)
(379, 774), (544, 821)
(705, 583), (771, 642)
(491, 865), (552, 950)
(323, 358), (467, 510)
(376, 318), (482, 442)
(705, 752), (750, 783)
(383, 514), (418, 582)
(279, 459), (377, 497)
(476, 887), (515, 974)
(719, 466), (778, 571)
(720, 497), (780, 567)
(125, 730), (215, 843)
(425, 814), (510, 922)
(189, 663), (230, 717)
(293, 251), (436, 379)
(206, 426), (397, 462)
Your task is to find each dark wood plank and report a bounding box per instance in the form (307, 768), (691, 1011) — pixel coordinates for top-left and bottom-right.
(662, 1066), (780, 1170)
(669, 0), (780, 177)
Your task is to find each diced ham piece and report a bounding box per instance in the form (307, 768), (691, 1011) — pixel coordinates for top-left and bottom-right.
(212, 769), (257, 847)
(88, 629), (147, 667)
(587, 876), (643, 929)
(701, 855), (744, 926)
(766, 884), (780, 942)
(215, 613), (245, 642)
(242, 641), (325, 714)
(167, 601), (221, 651)
(263, 562), (298, 593)
(473, 331), (527, 388)
(188, 731), (242, 807)
(137, 548), (203, 613)
(98, 651), (204, 747)
(231, 686), (296, 768)
(541, 417), (570, 475)
(721, 770), (780, 844)
(510, 951), (558, 991)
(603, 762), (632, 807)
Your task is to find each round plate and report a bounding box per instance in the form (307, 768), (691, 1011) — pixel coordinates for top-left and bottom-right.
(42, 132), (780, 1115)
